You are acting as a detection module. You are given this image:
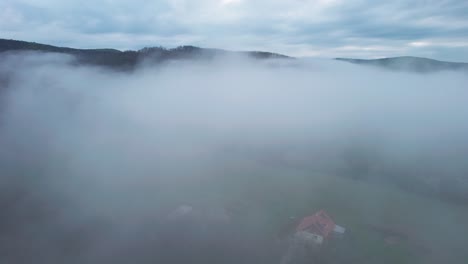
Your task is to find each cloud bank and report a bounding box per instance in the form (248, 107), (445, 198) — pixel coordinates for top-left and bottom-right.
(0, 53), (467, 263)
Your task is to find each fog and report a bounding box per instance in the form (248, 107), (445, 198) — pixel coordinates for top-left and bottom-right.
(0, 52), (467, 263)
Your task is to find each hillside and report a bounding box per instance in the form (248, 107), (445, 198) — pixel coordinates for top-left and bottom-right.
(0, 39), (292, 70)
(335, 56), (468, 72)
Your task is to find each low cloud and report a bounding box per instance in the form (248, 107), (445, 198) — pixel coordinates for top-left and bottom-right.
(0, 53), (467, 263)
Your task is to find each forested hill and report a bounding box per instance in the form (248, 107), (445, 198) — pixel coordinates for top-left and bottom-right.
(336, 56), (468, 73)
(0, 39), (292, 70)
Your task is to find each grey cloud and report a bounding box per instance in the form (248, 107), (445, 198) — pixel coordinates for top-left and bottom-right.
(1, 0), (468, 60)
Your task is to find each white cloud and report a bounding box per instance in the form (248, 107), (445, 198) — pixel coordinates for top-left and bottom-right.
(221, 0), (243, 6)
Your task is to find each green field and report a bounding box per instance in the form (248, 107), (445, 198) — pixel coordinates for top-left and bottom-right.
(156, 159), (468, 264)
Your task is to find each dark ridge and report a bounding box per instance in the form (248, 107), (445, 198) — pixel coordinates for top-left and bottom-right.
(335, 56), (468, 73)
(0, 39), (292, 70)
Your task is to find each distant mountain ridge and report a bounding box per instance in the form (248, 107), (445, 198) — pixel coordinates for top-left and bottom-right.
(3, 39), (467, 73)
(0, 39), (292, 70)
(336, 56), (468, 73)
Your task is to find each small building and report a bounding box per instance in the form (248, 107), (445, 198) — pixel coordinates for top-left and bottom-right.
(281, 210), (346, 264)
(295, 210), (345, 245)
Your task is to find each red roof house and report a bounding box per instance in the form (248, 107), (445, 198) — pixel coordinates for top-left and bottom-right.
(296, 210), (336, 240)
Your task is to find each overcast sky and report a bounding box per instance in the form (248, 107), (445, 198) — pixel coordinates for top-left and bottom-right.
(1, 0), (468, 60)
